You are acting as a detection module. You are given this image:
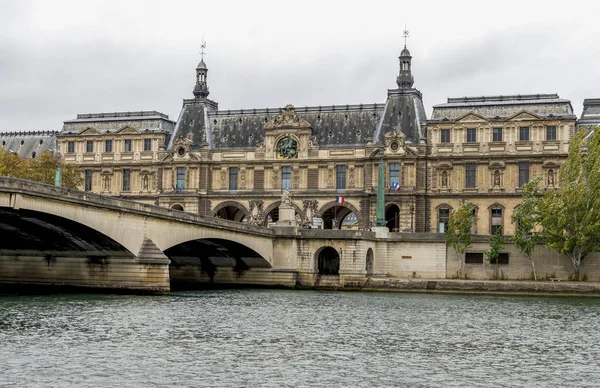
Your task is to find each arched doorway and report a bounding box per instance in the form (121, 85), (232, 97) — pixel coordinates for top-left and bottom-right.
(365, 248), (374, 276)
(316, 246), (340, 275)
(385, 204), (400, 232)
(171, 204), (184, 211)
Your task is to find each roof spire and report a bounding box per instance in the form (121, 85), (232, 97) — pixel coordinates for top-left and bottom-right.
(200, 35), (206, 61)
(193, 37), (210, 99)
(397, 27), (414, 89)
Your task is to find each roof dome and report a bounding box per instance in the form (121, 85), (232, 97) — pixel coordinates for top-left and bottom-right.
(400, 47), (411, 57)
(196, 59), (207, 70)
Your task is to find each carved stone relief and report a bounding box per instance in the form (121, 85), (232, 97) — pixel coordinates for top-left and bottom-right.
(302, 199), (318, 227)
(248, 200), (264, 225)
(348, 166), (355, 188)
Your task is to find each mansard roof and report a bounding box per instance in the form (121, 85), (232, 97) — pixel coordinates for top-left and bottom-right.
(578, 98), (600, 129)
(430, 94), (576, 122)
(0, 130), (58, 158)
(61, 111), (175, 135)
(170, 102), (389, 151)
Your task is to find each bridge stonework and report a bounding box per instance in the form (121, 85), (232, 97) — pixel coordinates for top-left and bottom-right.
(2, 178), (600, 293)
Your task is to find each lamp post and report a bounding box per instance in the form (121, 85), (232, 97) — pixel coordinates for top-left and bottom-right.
(54, 137), (62, 187)
(376, 147), (386, 227)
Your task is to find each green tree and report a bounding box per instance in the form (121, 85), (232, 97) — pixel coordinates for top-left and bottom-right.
(538, 128), (600, 278)
(446, 201), (476, 278)
(485, 226), (505, 280)
(511, 176), (543, 280)
(0, 150), (82, 190)
(0, 149), (27, 177)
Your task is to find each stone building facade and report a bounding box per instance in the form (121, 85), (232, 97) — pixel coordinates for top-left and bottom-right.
(56, 44), (429, 232)
(428, 94), (576, 235)
(5, 43), (592, 237)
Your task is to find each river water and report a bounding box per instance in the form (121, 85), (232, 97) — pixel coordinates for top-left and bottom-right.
(1, 290), (599, 387)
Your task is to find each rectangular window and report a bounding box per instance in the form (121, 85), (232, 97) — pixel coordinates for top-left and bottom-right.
(465, 163), (476, 188)
(336, 165), (347, 190)
(144, 138), (152, 151)
(440, 129), (450, 143)
(492, 127), (503, 142)
(67, 141), (75, 153)
(389, 163), (400, 186)
(546, 126), (557, 141)
(229, 167), (238, 191)
(124, 139), (132, 152)
(86, 140), (93, 153)
(518, 162), (530, 187)
(489, 253), (509, 265)
(519, 126), (530, 141)
(105, 139), (112, 153)
(176, 167), (185, 190)
(122, 169), (131, 191)
(465, 252), (484, 264)
(84, 169), (92, 192)
(491, 208), (503, 235)
(466, 128), (477, 143)
(281, 166), (291, 190)
(439, 208), (450, 233)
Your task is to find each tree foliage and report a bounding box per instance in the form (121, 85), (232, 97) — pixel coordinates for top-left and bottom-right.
(485, 226), (505, 280)
(446, 201), (476, 254)
(0, 149), (82, 190)
(511, 176), (543, 280)
(538, 128), (600, 277)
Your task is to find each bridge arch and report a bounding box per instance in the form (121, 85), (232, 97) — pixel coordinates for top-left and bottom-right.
(317, 201), (362, 230)
(165, 237), (271, 272)
(0, 207), (134, 257)
(212, 201), (249, 222)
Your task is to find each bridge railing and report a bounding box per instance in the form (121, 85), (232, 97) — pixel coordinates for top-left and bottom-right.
(0, 177), (275, 236)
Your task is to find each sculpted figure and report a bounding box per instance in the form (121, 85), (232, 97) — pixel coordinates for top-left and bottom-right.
(441, 171), (448, 187)
(493, 170), (500, 187)
(281, 189), (291, 206)
(548, 170), (555, 186)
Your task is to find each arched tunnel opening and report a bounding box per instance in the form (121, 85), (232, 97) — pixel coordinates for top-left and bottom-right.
(165, 238), (271, 290)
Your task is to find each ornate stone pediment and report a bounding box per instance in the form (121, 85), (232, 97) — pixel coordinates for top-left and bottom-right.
(79, 127), (100, 136)
(455, 113), (487, 123)
(507, 111), (542, 121)
(264, 105), (311, 129)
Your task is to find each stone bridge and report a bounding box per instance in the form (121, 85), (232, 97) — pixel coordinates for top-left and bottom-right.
(0, 177), (450, 292)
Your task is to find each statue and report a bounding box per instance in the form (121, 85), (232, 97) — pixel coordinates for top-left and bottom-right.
(548, 169), (555, 186)
(143, 175), (149, 191)
(103, 176), (111, 191)
(493, 170), (500, 187)
(277, 135), (298, 159)
(281, 189), (291, 206)
(441, 171), (448, 188)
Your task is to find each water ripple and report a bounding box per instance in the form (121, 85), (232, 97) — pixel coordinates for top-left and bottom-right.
(1, 291), (599, 387)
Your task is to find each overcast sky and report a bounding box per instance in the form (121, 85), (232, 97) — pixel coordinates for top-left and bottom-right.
(1, 0), (599, 131)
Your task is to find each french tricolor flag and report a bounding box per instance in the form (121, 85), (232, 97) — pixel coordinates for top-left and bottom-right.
(336, 196), (345, 203)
